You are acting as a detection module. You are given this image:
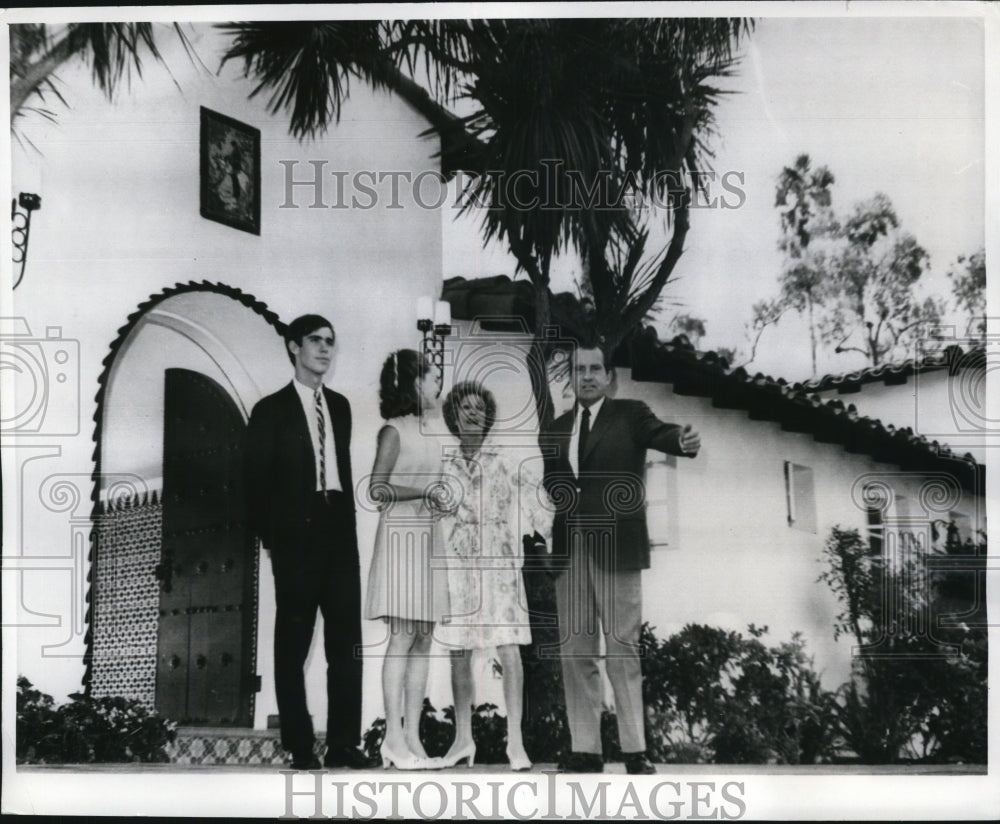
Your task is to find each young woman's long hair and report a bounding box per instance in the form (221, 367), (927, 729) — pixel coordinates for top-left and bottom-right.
(379, 349), (429, 420)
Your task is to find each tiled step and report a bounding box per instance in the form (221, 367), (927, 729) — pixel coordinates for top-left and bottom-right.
(169, 727), (313, 765)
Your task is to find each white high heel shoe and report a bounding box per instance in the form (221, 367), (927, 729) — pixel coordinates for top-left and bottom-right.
(437, 742), (476, 768)
(506, 746), (532, 772)
(380, 741), (435, 771)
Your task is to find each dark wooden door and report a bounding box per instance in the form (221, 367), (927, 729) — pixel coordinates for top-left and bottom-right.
(155, 368), (255, 726)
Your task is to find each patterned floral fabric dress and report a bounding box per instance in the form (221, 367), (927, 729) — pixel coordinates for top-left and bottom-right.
(434, 444), (553, 650)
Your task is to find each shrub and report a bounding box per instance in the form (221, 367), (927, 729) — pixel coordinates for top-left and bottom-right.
(640, 623), (840, 764)
(16, 677), (177, 764)
(524, 702), (572, 764)
(818, 524), (987, 764)
(362, 622), (839, 766)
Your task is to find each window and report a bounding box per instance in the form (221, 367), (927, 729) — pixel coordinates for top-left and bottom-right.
(784, 462), (817, 533)
(646, 455), (679, 549)
(859, 482), (895, 555)
(866, 503), (884, 555)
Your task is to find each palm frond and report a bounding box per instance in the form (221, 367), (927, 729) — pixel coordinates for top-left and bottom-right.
(11, 22), (191, 127)
(217, 21), (388, 137)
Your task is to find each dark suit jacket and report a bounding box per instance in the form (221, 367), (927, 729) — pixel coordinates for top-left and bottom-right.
(243, 381), (356, 557)
(543, 397), (692, 572)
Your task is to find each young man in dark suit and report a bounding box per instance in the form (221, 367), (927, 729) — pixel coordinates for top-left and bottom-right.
(244, 314), (369, 770)
(545, 344), (700, 774)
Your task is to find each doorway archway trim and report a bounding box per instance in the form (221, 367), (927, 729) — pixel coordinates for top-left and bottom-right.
(85, 281), (284, 694)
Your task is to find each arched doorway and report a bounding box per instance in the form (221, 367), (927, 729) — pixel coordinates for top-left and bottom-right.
(88, 283), (288, 729)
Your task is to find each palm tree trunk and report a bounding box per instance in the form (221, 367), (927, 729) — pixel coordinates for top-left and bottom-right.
(611, 199), (691, 350)
(528, 283), (555, 430)
(519, 260), (567, 759)
(10, 33), (76, 122)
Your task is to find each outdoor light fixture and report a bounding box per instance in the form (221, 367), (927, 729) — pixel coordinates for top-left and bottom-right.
(11, 192), (41, 290)
(416, 296), (451, 396)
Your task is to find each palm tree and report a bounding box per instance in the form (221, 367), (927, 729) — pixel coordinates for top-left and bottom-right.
(218, 18), (752, 424)
(10, 23), (192, 132)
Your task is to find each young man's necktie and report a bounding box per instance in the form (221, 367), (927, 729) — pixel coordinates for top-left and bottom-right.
(314, 387), (327, 498)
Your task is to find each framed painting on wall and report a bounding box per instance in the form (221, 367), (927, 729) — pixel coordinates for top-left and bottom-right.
(199, 107), (261, 235)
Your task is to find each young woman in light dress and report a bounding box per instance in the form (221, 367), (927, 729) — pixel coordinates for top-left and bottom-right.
(364, 350), (449, 770)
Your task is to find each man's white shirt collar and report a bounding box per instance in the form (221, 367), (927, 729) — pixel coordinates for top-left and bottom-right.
(575, 396), (606, 425)
(569, 396), (606, 477)
(293, 376), (324, 401)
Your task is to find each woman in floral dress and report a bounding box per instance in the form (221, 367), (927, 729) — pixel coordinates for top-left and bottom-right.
(434, 381), (553, 771)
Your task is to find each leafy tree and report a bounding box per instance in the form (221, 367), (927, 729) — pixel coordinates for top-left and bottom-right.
(639, 623), (839, 764)
(717, 297), (786, 370)
(947, 248), (986, 340)
(769, 158), (946, 369)
(821, 195), (944, 366)
(666, 312), (708, 346)
(774, 154), (837, 375)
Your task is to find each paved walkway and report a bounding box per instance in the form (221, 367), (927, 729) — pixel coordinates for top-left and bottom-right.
(17, 762), (986, 775)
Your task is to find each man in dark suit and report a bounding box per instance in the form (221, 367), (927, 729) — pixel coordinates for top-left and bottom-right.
(545, 344), (700, 774)
(244, 314), (368, 770)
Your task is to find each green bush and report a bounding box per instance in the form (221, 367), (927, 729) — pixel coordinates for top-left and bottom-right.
(818, 524), (987, 764)
(640, 623), (839, 764)
(16, 677), (177, 764)
(362, 621), (839, 766)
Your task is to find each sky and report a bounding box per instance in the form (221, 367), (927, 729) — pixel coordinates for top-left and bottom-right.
(441, 14), (987, 382)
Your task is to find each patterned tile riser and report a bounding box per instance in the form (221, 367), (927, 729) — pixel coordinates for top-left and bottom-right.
(167, 733), (322, 765)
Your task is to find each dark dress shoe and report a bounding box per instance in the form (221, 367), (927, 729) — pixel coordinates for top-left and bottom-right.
(324, 745), (374, 769)
(290, 753), (322, 770)
(557, 751), (605, 773)
(624, 753), (656, 775)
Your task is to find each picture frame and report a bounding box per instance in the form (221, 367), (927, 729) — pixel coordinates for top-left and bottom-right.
(199, 106), (261, 235)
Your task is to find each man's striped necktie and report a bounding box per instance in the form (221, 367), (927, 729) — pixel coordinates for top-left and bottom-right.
(314, 387), (327, 497)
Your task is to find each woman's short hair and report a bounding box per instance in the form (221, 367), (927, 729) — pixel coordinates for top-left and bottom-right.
(442, 381), (498, 438)
(379, 349), (429, 419)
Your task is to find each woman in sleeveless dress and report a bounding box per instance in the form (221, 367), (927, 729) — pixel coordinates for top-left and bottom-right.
(364, 350), (448, 769)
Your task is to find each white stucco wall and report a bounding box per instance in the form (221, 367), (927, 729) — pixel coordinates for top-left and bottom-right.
(9, 23), (445, 730)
